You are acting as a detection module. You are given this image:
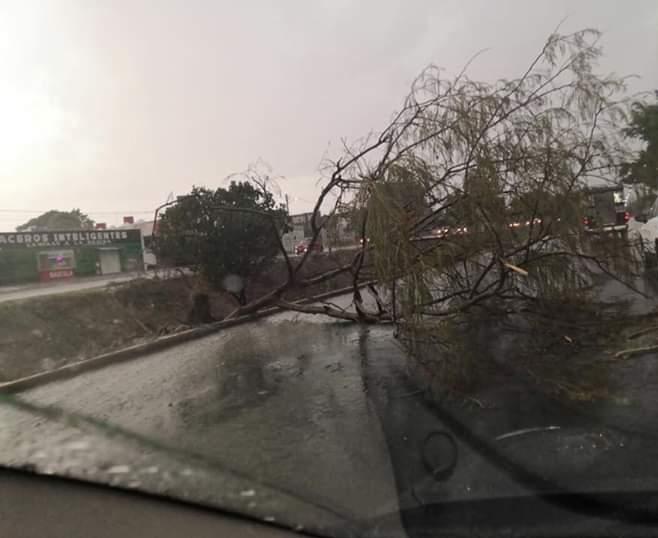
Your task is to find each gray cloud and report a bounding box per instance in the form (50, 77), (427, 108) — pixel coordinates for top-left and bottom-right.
(0, 0), (656, 228)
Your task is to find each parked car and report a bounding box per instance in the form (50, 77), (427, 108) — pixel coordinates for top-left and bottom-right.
(295, 239), (323, 255)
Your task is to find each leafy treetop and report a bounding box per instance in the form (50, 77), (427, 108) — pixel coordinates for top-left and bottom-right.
(622, 90), (658, 189)
(16, 209), (95, 232)
(155, 181), (288, 304)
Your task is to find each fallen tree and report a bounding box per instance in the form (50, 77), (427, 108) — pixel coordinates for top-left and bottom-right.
(206, 30), (637, 321)
(153, 28), (650, 398)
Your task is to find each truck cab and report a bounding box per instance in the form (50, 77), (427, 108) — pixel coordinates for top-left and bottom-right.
(583, 185), (629, 235)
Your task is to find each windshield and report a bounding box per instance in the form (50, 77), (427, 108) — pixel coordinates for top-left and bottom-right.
(1, 1), (658, 537)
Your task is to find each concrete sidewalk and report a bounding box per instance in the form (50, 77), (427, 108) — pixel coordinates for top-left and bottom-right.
(0, 269), (189, 304)
(0, 273), (143, 303)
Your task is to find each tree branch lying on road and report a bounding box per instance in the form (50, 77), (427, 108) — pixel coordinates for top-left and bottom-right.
(155, 29), (646, 349)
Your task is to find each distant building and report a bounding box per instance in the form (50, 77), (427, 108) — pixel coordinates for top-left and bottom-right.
(280, 210), (360, 252)
(0, 229), (144, 285)
(323, 212), (356, 246)
(288, 212), (317, 237)
(282, 212), (325, 253)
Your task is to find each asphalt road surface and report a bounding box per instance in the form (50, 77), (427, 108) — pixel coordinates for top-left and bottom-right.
(4, 283), (658, 536)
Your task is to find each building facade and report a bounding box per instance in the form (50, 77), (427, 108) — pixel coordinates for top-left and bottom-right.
(0, 229), (144, 285)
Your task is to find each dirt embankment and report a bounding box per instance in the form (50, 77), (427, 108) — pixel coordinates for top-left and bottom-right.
(0, 250), (360, 382)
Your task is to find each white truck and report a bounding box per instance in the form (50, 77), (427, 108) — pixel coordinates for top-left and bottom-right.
(583, 184), (629, 236)
(630, 197), (658, 262)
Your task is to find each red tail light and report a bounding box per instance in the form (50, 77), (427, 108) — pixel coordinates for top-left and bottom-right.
(583, 217), (591, 226)
(624, 211), (630, 223)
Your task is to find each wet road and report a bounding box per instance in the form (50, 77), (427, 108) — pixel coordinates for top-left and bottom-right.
(0, 296), (406, 536)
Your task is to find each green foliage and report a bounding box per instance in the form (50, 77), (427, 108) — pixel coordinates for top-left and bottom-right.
(155, 181), (288, 301)
(337, 29), (633, 327)
(622, 91), (658, 188)
(16, 209), (94, 232)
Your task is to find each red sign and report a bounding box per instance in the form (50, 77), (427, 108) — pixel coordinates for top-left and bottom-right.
(95, 223), (107, 230)
(39, 269), (74, 282)
(123, 216), (134, 224)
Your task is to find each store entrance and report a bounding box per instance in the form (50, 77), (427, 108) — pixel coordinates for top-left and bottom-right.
(98, 248), (121, 275)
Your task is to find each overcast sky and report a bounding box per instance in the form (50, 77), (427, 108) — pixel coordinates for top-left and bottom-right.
(0, 0), (656, 230)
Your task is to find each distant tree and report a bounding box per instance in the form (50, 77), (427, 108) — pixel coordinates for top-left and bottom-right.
(155, 181), (288, 316)
(16, 209), (95, 231)
(621, 91), (658, 189)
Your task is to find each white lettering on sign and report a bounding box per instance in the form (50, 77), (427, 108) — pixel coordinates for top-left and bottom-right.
(0, 230), (140, 248)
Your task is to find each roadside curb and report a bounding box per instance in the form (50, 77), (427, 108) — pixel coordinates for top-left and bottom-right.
(0, 284), (372, 393)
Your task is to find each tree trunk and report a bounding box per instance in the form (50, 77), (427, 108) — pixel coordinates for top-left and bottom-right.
(188, 292), (213, 324)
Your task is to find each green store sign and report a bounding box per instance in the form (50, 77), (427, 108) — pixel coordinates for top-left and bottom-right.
(0, 230), (141, 249)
